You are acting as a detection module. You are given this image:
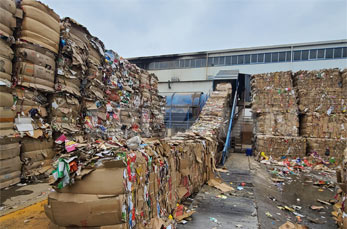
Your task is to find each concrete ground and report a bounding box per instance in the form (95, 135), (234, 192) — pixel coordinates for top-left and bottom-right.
(179, 153), (337, 229)
(178, 153), (257, 229)
(0, 182), (50, 216)
(178, 153), (258, 229)
(0, 154), (338, 228)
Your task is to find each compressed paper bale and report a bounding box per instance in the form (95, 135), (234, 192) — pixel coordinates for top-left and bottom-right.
(0, 0), (16, 37)
(0, 176), (20, 189)
(0, 0), (16, 15)
(251, 88), (298, 113)
(45, 192), (126, 227)
(19, 0), (60, 53)
(49, 93), (82, 136)
(0, 156), (22, 176)
(306, 138), (347, 160)
(294, 69), (342, 91)
(342, 68), (347, 88)
(251, 71), (293, 90)
(20, 138), (55, 180)
(0, 170), (21, 183)
(0, 142), (20, 160)
(15, 42), (56, 69)
(0, 39), (14, 86)
(300, 113), (347, 139)
(255, 135), (306, 158)
(296, 88), (346, 114)
(255, 112), (299, 136)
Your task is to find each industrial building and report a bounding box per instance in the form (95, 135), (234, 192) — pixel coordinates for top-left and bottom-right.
(129, 39), (347, 95)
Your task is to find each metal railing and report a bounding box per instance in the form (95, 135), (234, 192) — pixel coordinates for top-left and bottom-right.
(221, 79), (239, 165)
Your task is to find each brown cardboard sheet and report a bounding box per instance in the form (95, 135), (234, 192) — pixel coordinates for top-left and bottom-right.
(59, 161), (126, 195)
(0, 142), (20, 160)
(0, 156), (22, 175)
(45, 192), (125, 227)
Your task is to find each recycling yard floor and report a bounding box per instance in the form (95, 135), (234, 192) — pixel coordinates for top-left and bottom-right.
(0, 154), (339, 229)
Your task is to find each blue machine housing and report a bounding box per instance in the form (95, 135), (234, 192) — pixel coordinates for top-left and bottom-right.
(165, 92), (208, 130)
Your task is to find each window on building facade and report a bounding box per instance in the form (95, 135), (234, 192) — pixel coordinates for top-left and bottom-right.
(184, 59), (190, 68)
(343, 47), (347, 58)
(301, 50), (309, 60)
(143, 46), (347, 70)
(271, 52), (279, 62)
(286, 51), (291, 61)
(325, 48), (333, 59)
(293, 51), (301, 61)
(279, 52), (286, 62)
(309, 49), (317, 59)
(208, 57), (213, 66)
(225, 56), (231, 65)
(334, 48), (342, 58)
(219, 56), (225, 65)
(191, 59), (196, 68)
(201, 58), (206, 67)
(237, 55), (244, 64)
(257, 53), (264, 63)
(317, 49), (325, 59)
(232, 56), (237, 65)
(244, 54), (250, 64)
(265, 53), (271, 63)
(180, 60), (184, 68)
(251, 54), (257, 63)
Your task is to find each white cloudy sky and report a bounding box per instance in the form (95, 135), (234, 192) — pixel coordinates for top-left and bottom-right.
(40, 0), (347, 58)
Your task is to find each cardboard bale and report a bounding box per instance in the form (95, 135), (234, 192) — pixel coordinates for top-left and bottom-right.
(45, 192), (126, 227)
(55, 17), (88, 97)
(0, 38), (14, 87)
(300, 113), (347, 139)
(58, 160), (126, 195)
(0, 86), (16, 137)
(255, 112), (299, 136)
(103, 50), (144, 139)
(342, 68), (347, 88)
(0, 0), (16, 37)
(255, 135), (306, 158)
(13, 41), (56, 92)
(46, 85), (230, 228)
(0, 137), (21, 188)
(251, 88), (297, 113)
(50, 93), (82, 138)
(296, 88), (346, 114)
(294, 70), (346, 114)
(0, 156), (22, 177)
(251, 71), (293, 89)
(12, 86), (52, 139)
(48, 223), (128, 229)
(18, 0), (60, 53)
(306, 138), (347, 160)
(21, 137), (55, 181)
(294, 69), (342, 91)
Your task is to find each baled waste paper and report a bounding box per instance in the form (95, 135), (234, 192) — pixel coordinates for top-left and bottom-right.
(45, 84), (232, 228)
(252, 69), (346, 160)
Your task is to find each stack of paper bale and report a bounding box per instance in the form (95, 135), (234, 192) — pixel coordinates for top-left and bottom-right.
(45, 85), (232, 228)
(13, 0), (60, 181)
(83, 36), (107, 140)
(104, 50), (142, 139)
(140, 70), (152, 137)
(150, 74), (166, 137)
(251, 72), (306, 158)
(294, 69), (347, 159)
(0, 20), (21, 188)
(51, 17), (87, 156)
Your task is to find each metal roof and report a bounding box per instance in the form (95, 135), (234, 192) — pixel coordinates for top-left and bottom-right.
(128, 39), (347, 60)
